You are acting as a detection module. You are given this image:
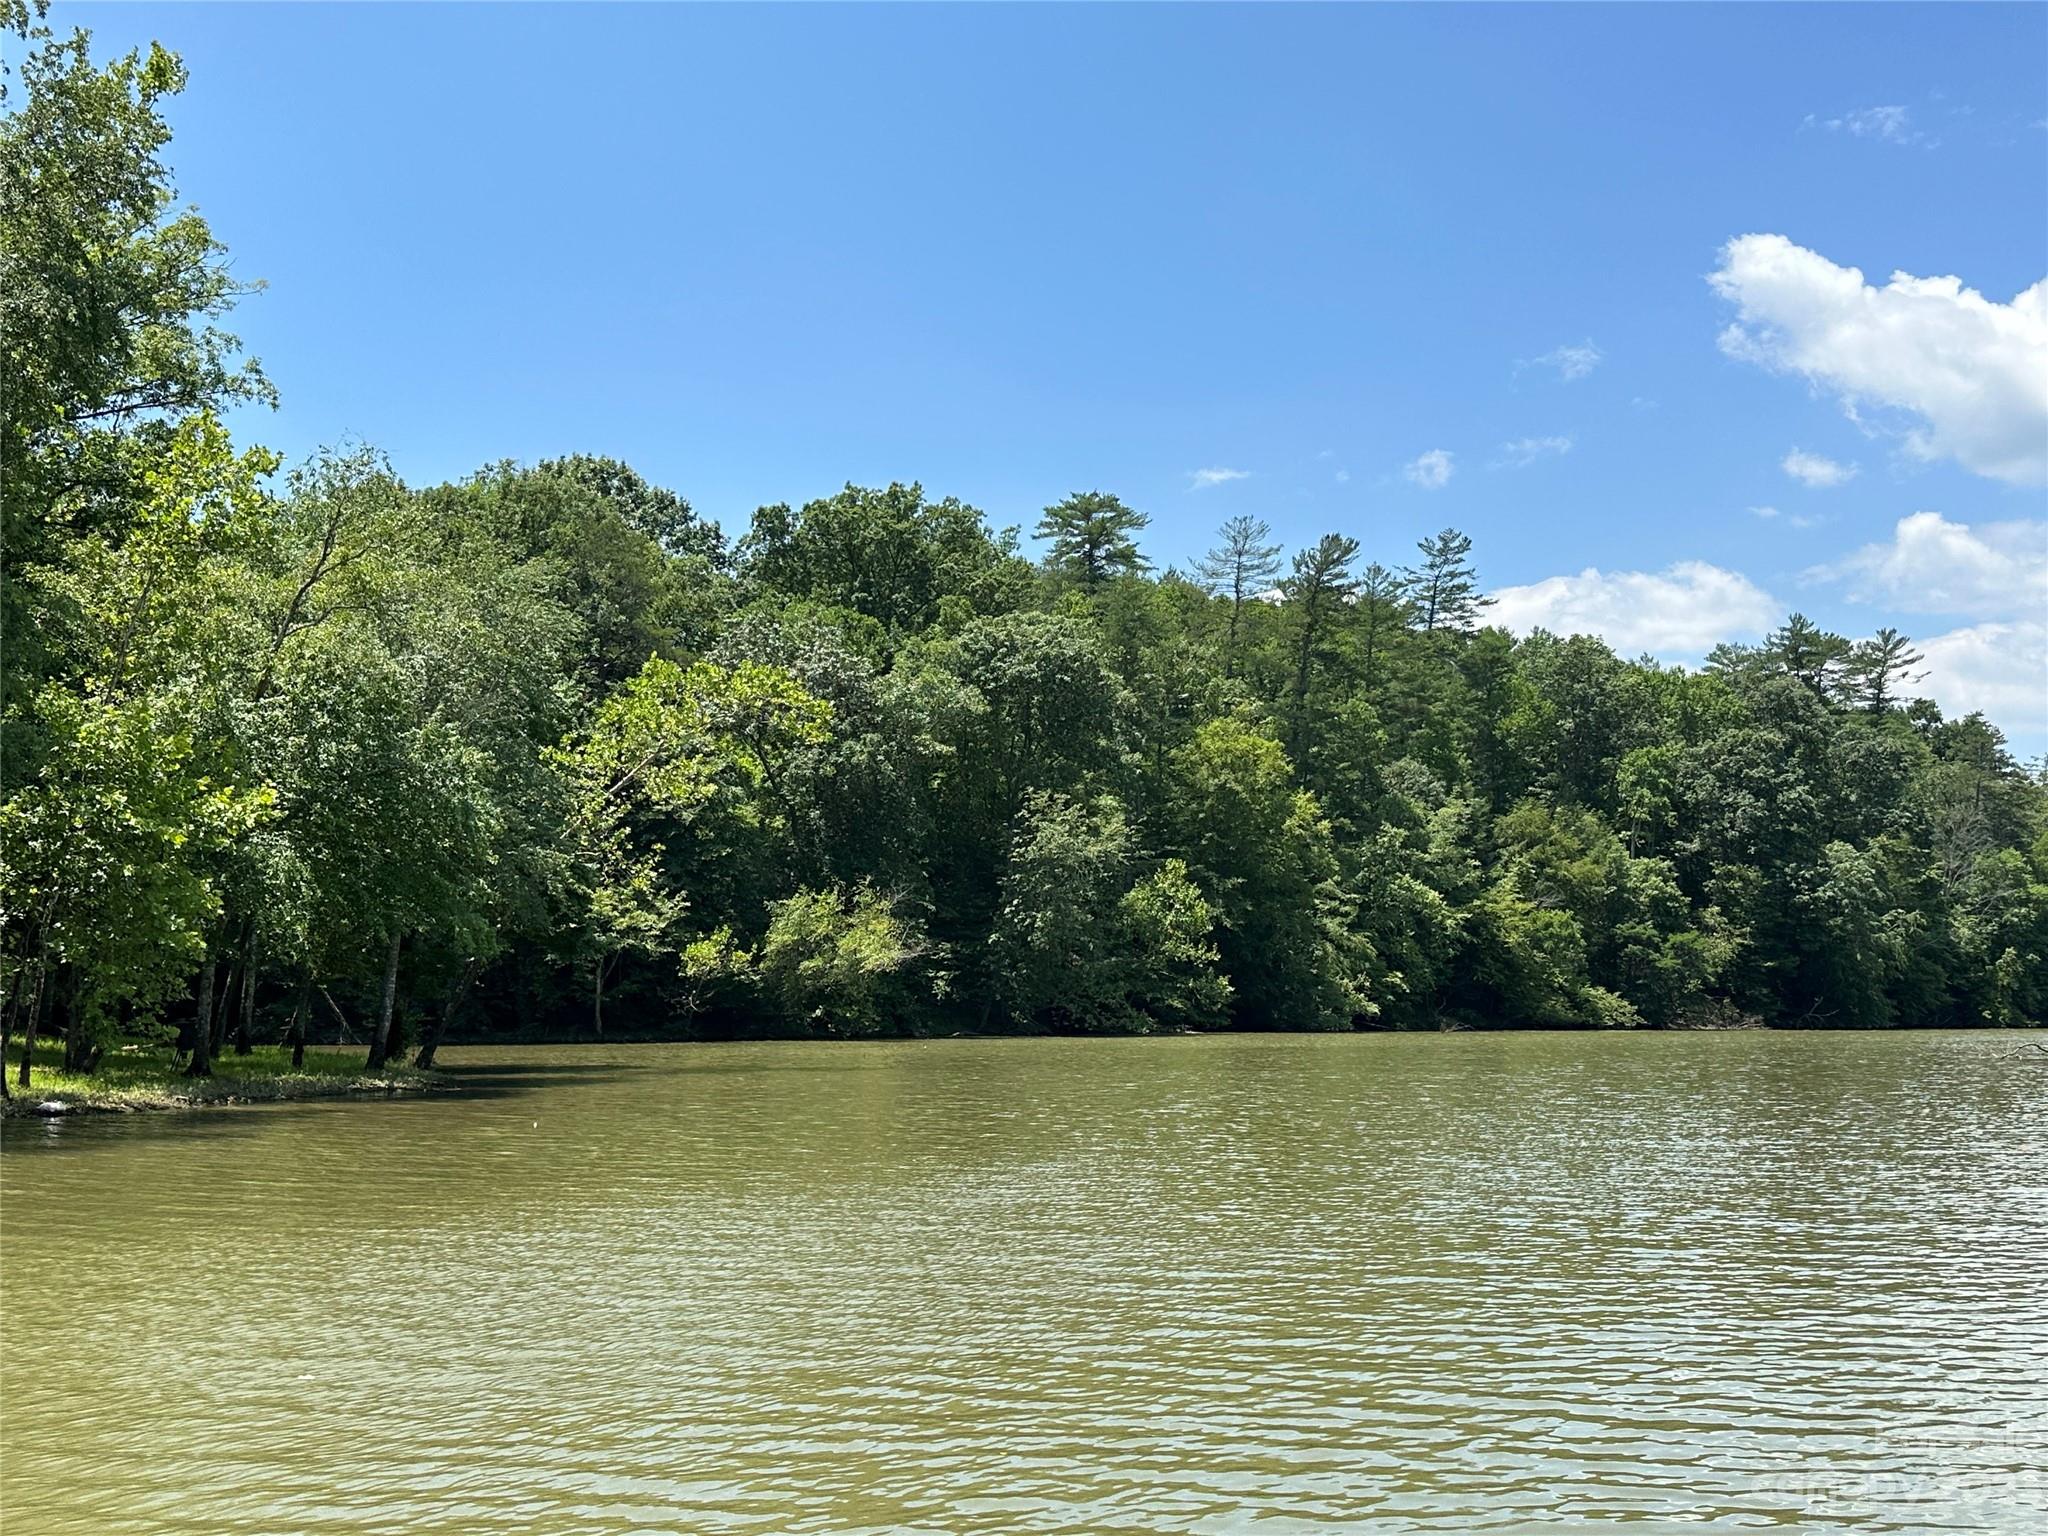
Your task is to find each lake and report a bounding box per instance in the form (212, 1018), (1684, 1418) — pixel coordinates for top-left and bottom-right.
(3, 1031), (2044, 1533)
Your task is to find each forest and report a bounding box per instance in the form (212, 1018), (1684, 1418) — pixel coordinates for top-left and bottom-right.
(4, 17), (2046, 1094)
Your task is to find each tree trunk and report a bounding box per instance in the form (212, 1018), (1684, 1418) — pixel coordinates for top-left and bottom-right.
(416, 959), (476, 1070)
(0, 968), (18, 1100)
(210, 959), (237, 1056)
(366, 931), (402, 1071)
(61, 973), (95, 1073)
(187, 954), (219, 1078)
(593, 954), (608, 1039)
(233, 940), (257, 1056)
(287, 980), (310, 1070)
(320, 987), (354, 1043)
(15, 962), (42, 1090)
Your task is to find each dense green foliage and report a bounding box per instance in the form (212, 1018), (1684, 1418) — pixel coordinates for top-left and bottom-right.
(4, 22), (2044, 1090)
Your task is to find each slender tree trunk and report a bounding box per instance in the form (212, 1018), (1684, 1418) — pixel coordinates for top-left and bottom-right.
(60, 978), (78, 1072)
(0, 968), (19, 1100)
(187, 954), (219, 1078)
(592, 954), (607, 1039)
(366, 931), (402, 1071)
(15, 961), (42, 1090)
(0, 978), (14, 1103)
(320, 987), (353, 1042)
(287, 980), (310, 1070)
(234, 936), (257, 1056)
(210, 958), (237, 1056)
(416, 959), (476, 1070)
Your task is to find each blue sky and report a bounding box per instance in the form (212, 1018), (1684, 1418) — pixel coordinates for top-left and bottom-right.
(46, 2), (2048, 748)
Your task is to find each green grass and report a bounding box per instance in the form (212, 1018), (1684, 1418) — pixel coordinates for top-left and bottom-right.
(0, 1040), (446, 1117)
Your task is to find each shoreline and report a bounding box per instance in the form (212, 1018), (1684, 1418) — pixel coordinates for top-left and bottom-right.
(9, 1021), (2038, 1123)
(0, 1048), (454, 1121)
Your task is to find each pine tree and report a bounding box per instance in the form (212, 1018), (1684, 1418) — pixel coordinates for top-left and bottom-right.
(1193, 516), (1282, 671)
(1356, 562), (1408, 693)
(1850, 627), (1926, 712)
(1036, 491), (1150, 589)
(1766, 613), (1854, 697)
(1404, 527), (1491, 635)
(1285, 534), (1361, 757)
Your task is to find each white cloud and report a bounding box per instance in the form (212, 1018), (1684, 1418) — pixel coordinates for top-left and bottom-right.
(1750, 504), (1823, 529)
(1810, 511), (2048, 618)
(1782, 447), (1858, 487)
(1917, 620), (2047, 736)
(1493, 435), (1573, 469)
(1333, 468), (1351, 484)
(1189, 467), (1249, 490)
(1520, 340), (1603, 382)
(1404, 448), (1455, 490)
(1711, 234), (2048, 485)
(1814, 105), (1931, 146)
(1491, 561), (1780, 657)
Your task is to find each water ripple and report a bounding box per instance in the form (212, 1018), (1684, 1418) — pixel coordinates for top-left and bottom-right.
(4, 1031), (2045, 1533)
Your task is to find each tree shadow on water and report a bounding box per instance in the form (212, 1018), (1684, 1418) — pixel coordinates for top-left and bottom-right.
(430, 1058), (643, 1100)
(0, 1059), (643, 1158)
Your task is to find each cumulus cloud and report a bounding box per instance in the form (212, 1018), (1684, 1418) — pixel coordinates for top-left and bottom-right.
(1493, 435), (1573, 469)
(1519, 340), (1603, 382)
(1404, 448), (1455, 489)
(1189, 467), (1249, 490)
(1711, 234), (2048, 485)
(1917, 620), (2047, 736)
(1782, 447), (1858, 487)
(1490, 561), (1780, 657)
(1810, 511), (2048, 618)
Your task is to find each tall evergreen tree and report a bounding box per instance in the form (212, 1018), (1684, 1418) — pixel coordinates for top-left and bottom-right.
(1036, 491), (1150, 589)
(1193, 515), (1282, 671)
(1850, 627), (1926, 713)
(1766, 613), (1855, 698)
(1405, 527), (1491, 635)
(1284, 534), (1361, 757)
(1356, 562), (1408, 693)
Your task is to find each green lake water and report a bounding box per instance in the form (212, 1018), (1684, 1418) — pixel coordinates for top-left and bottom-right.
(3, 1031), (2045, 1533)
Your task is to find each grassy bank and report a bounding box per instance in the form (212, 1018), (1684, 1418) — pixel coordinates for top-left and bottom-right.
(0, 1042), (449, 1118)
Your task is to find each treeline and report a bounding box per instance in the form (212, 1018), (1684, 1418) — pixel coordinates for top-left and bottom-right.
(4, 21), (2045, 1088)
